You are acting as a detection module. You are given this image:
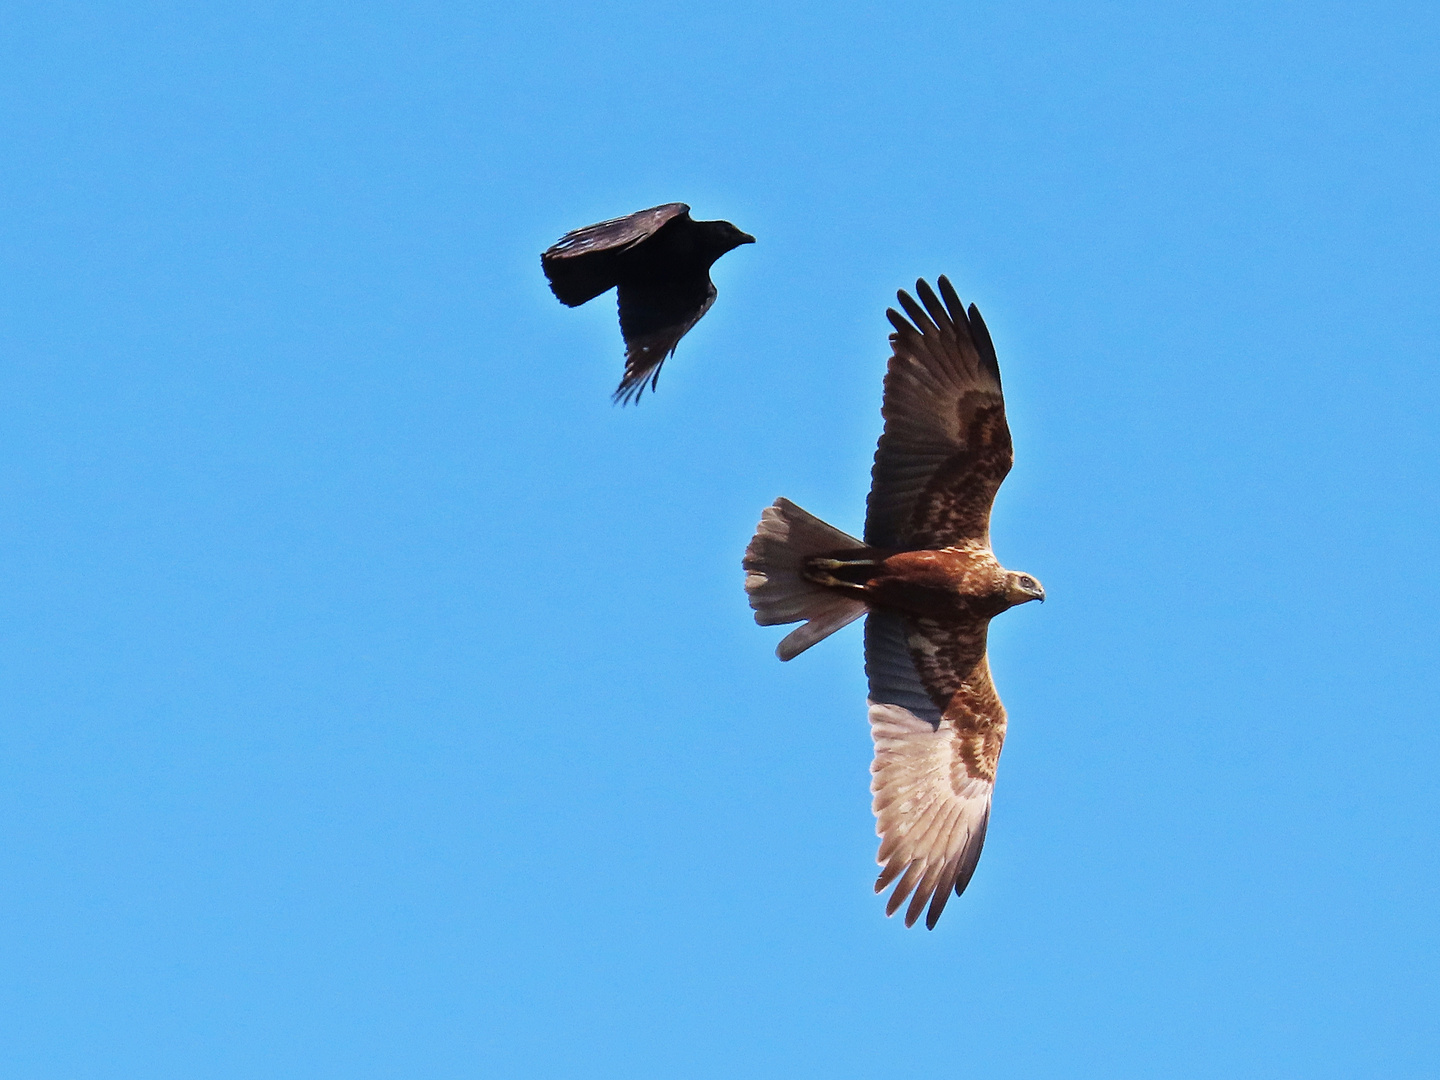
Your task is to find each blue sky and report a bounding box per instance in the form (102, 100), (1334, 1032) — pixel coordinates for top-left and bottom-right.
(1, 1), (1437, 1076)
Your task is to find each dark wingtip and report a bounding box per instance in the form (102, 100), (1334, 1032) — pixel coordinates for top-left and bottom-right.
(936, 276), (968, 327)
(611, 381), (645, 406)
(611, 361), (665, 406)
(967, 303), (1001, 383)
(541, 267), (580, 308)
(914, 278), (952, 334)
(894, 287), (938, 337)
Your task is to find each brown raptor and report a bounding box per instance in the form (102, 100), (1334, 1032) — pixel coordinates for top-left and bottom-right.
(742, 276), (1044, 929)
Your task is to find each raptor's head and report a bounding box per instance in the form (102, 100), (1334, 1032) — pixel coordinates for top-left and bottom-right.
(1003, 571), (1046, 607)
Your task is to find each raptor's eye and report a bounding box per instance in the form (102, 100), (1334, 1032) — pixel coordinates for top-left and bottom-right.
(1019, 576), (1036, 589)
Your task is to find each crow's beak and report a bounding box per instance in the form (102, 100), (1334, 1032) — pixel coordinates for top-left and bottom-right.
(737, 232), (756, 245)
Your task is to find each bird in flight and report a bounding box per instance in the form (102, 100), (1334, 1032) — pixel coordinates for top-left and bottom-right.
(743, 276), (1044, 929)
(541, 203), (754, 404)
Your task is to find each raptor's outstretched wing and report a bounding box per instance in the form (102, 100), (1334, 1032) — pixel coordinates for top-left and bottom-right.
(865, 277), (1011, 550)
(865, 610), (1006, 929)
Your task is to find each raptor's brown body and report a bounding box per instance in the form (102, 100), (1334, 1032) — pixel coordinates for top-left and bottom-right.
(812, 543), (1016, 624)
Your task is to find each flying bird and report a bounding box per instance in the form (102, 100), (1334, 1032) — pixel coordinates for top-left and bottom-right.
(541, 203), (754, 404)
(743, 276), (1044, 929)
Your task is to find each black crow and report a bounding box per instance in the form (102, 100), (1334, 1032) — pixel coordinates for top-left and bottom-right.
(541, 203), (754, 404)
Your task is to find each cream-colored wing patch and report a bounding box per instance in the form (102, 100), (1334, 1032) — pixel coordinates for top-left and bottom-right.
(869, 702), (993, 929)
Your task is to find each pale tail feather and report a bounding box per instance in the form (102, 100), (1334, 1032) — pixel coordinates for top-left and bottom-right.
(743, 498), (867, 660)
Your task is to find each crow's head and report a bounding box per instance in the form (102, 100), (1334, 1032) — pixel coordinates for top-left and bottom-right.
(701, 218), (756, 255)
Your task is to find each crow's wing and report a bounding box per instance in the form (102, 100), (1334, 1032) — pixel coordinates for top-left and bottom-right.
(865, 277), (1011, 550)
(613, 276), (716, 404)
(541, 203), (692, 307)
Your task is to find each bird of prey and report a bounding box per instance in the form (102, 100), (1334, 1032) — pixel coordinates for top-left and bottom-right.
(742, 276), (1044, 929)
(541, 203), (754, 404)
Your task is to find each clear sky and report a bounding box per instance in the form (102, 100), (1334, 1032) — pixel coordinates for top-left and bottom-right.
(1, 1), (1437, 1076)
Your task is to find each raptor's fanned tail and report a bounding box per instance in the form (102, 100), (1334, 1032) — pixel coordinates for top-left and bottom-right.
(743, 498), (867, 660)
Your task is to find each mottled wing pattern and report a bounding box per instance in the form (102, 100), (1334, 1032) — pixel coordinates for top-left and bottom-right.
(865, 611), (1006, 928)
(614, 279), (716, 404)
(900, 615), (993, 714)
(540, 203), (692, 307)
(865, 277), (1012, 550)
